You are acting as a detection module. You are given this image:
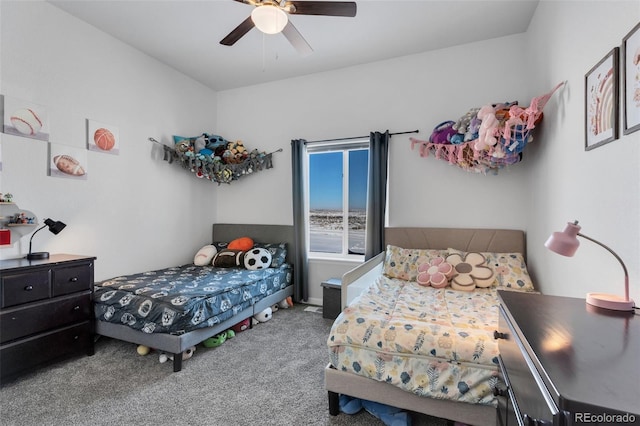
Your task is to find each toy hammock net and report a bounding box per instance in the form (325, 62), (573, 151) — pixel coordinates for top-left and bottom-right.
(411, 82), (564, 174)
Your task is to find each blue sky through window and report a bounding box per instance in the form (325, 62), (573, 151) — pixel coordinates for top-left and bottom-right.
(309, 149), (368, 210)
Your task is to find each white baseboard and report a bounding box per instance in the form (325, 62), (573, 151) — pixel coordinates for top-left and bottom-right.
(303, 297), (322, 307)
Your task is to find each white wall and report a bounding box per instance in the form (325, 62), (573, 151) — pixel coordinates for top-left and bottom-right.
(0, 1), (219, 280)
(216, 34), (537, 304)
(524, 1), (640, 304)
(3, 1), (637, 307)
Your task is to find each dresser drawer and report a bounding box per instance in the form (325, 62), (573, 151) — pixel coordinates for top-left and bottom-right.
(0, 321), (93, 380)
(1, 269), (51, 308)
(53, 263), (92, 296)
(0, 292), (92, 344)
(497, 305), (558, 425)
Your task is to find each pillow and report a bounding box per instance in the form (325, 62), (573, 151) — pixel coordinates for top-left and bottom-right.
(212, 241), (229, 252)
(229, 237), (254, 251)
(194, 245), (217, 266)
(213, 249), (244, 268)
(243, 248), (273, 270)
(416, 257), (454, 288)
(448, 248), (536, 292)
(383, 245), (448, 281)
(446, 252), (495, 291)
(252, 242), (287, 268)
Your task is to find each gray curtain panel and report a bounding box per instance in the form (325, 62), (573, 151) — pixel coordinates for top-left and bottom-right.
(290, 138), (308, 302)
(365, 130), (390, 260)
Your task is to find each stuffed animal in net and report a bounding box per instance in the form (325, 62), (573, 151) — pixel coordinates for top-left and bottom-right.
(158, 346), (196, 364)
(252, 307), (273, 325)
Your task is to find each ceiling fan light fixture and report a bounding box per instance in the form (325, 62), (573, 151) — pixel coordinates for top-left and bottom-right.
(251, 5), (288, 34)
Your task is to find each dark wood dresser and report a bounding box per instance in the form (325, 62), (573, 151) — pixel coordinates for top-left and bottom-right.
(496, 290), (639, 426)
(0, 254), (96, 383)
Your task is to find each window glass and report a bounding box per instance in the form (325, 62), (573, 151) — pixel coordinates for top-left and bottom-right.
(307, 141), (368, 257)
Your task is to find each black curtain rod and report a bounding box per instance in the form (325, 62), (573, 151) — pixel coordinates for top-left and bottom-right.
(303, 129), (419, 144)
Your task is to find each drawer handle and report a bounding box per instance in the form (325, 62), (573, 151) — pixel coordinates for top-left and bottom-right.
(69, 277), (79, 282)
(73, 305), (81, 311)
(24, 285), (34, 291)
(493, 330), (507, 340)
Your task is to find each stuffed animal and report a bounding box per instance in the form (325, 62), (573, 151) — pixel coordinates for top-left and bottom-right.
(231, 318), (250, 333)
(223, 140), (249, 164)
(278, 296), (293, 309)
(203, 330), (235, 348)
(252, 307), (272, 325)
(272, 296), (293, 312)
(451, 107), (481, 144)
(159, 346), (196, 364)
(475, 105), (499, 151)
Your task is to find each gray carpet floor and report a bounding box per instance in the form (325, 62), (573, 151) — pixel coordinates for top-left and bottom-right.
(0, 304), (449, 426)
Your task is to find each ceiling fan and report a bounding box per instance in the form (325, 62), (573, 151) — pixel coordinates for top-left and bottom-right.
(220, 0), (357, 55)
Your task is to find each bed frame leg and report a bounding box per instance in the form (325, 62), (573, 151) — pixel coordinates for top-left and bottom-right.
(172, 352), (183, 372)
(328, 391), (340, 416)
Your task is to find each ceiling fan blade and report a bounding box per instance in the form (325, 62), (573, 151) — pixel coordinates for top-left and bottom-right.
(220, 16), (255, 46)
(285, 1), (356, 17)
(282, 21), (313, 56)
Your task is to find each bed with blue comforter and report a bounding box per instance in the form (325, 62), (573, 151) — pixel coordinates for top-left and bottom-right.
(93, 223), (295, 372)
(94, 264), (291, 335)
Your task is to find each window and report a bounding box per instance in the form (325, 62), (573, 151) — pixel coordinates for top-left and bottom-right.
(306, 139), (369, 258)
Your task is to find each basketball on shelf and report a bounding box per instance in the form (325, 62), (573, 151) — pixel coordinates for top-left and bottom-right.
(94, 128), (115, 151)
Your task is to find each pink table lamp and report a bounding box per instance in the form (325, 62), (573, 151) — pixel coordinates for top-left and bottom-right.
(545, 220), (635, 311)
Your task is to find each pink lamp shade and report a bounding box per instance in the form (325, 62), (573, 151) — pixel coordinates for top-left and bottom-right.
(544, 221), (581, 257)
(545, 220), (635, 312)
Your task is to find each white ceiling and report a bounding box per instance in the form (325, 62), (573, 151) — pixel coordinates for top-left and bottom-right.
(48, 0), (540, 91)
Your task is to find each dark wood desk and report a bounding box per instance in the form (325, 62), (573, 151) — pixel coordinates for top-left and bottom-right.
(496, 290), (639, 425)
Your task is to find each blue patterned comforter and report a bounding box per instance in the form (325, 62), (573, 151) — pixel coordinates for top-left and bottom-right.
(94, 264), (292, 334)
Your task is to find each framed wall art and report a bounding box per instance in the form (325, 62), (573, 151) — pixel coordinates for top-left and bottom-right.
(49, 143), (88, 180)
(585, 47), (619, 150)
(87, 119), (119, 155)
(2, 96), (50, 141)
(623, 21), (640, 135)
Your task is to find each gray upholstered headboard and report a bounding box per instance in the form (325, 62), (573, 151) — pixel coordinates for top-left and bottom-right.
(212, 223), (295, 265)
(385, 227), (526, 259)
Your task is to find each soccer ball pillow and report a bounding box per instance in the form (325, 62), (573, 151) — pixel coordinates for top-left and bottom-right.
(243, 248), (272, 270)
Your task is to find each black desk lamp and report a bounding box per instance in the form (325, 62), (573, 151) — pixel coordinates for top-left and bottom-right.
(26, 218), (66, 260)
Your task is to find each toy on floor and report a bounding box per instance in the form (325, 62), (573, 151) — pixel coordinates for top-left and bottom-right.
(137, 345), (151, 355)
(252, 306), (272, 325)
(202, 330), (235, 348)
(272, 296), (293, 312)
(159, 346), (196, 364)
(279, 296), (293, 309)
(231, 318), (250, 333)
(339, 394), (411, 426)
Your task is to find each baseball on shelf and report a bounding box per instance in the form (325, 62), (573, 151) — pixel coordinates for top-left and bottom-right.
(10, 108), (43, 136)
(94, 128), (116, 151)
(53, 155), (86, 176)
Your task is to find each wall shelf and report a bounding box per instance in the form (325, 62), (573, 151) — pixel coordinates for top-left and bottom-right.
(0, 202), (38, 246)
